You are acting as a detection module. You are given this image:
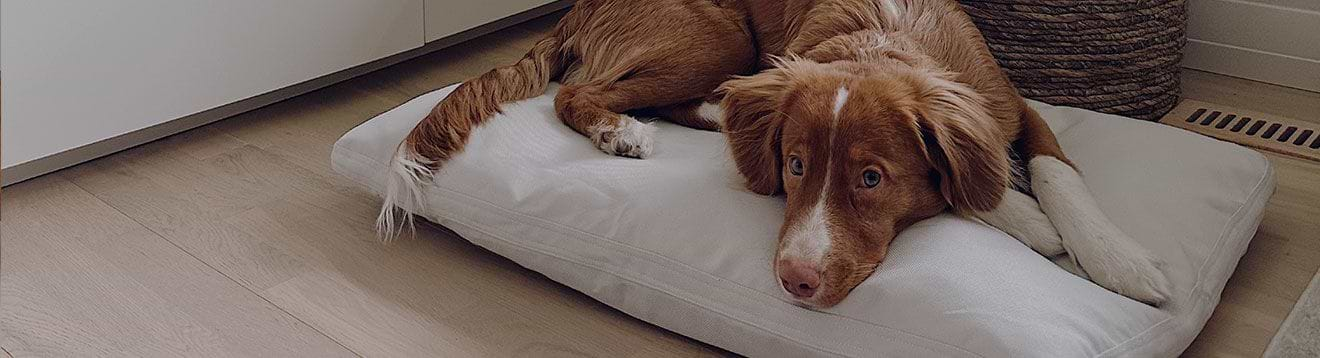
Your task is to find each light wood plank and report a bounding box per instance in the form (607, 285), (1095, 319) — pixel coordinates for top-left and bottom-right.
(231, 197), (716, 357)
(1182, 69), (1320, 126)
(54, 31), (716, 353)
(61, 143), (364, 292)
(56, 142), (715, 356)
(155, 126), (250, 161)
(1181, 78), (1320, 357)
(0, 176), (353, 357)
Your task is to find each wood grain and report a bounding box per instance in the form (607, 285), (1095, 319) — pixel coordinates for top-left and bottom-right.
(0, 176), (353, 357)
(8, 12), (717, 358)
(1182, 69), (1320, 126)
(1180, 71), (1320, 357)
(2, 10), (1317, 358)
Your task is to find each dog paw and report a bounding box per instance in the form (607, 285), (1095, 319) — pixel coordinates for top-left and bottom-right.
(1030, 156), (1171, 306)
(1074, 236), (1172, 306)
(590, 115), (656, 158)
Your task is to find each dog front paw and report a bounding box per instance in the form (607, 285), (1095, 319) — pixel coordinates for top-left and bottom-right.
(1030, 156), (1172, 306)
(1075, 238), (1171, 306)
(590, 115), (656, 158)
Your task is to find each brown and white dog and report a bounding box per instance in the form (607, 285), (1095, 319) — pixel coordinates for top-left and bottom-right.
(381, 0), (1172, 308)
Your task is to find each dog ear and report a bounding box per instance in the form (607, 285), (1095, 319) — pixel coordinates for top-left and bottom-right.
(909, 75), (1010, 213)
(720, 68), (793, 195)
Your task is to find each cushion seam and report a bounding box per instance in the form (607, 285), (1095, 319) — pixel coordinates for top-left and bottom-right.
(1095, 155), (1274, 357)
(333, 108), (1274, 358)
(443, 212), (874, 357)
(427, 181), (985, 358)
(332, 144), (981, 357)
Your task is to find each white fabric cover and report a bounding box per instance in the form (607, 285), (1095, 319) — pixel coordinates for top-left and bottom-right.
(332, 84), (1275, 357)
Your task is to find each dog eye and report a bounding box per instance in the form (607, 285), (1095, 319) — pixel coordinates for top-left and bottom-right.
(788, 156), (804, 176)
(862, 170), (881, 188)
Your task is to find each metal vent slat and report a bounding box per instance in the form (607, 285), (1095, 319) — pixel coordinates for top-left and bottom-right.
(1247, 121), (1266, 135)
(1278, 126), (1298, 142)
(1263, 123), (1282, 139)
(1215, 114), (1236, 129)
(1295, 130), (1314, 146)
(1201, 111), (1222, 126)
(1231, 117), (1252, 132)
(1186, 108), (1207, 123)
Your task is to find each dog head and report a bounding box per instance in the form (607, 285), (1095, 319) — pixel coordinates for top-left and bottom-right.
(721, 58), (1009, 308)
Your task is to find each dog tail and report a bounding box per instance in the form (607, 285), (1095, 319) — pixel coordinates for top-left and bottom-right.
(378, 34), (570, 241)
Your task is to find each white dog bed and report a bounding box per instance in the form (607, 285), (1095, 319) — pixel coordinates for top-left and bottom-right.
(332, 84), (1274, 357)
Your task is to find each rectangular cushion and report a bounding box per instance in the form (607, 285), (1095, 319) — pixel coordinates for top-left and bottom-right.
(332, 84), (1275, 357)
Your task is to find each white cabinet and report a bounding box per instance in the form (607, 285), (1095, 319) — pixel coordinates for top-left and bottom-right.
(1, 0), (563, 181)
(425, 0), (554, 42)
(1, 0), (425, 169)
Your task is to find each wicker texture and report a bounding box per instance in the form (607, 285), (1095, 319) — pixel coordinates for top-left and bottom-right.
(959, 0), (1187, 120)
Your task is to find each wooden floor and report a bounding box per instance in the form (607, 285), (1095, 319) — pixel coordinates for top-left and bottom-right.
(1178, 70), (1320, 357)
(3, 12), (1319, 357)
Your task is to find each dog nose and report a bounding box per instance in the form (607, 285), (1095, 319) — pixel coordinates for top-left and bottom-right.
(778, 259), (820, 298)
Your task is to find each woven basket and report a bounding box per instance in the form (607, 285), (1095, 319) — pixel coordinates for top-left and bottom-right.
(959, 0), (1187, 120)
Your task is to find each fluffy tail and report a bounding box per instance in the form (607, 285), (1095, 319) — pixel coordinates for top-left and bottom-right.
(377, 35), (569, 240)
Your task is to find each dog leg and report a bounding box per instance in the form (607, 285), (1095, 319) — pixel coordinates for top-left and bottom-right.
(555, 83), (660, 158)
(650, 99), (724, 132)
(1030, 156), (1171, 305)
(556, 59), (749, 158)
(974, 189), (1065, 256)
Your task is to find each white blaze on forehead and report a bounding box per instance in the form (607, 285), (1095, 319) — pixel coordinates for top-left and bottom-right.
(879, 0), (902, 22)
(832, 86), (850, 121)
(826, 85), (848, 187)
(780, 86), (850, 268)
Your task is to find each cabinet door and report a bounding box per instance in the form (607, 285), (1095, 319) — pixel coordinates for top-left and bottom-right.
(424, 0), (554, 42)
(1, 0), (424, 168)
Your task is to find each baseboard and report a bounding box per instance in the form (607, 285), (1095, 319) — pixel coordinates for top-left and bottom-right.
(0, 0), (573, 187)
(1184, 39), (1320, 93)
(1184, 0), (1320, 93)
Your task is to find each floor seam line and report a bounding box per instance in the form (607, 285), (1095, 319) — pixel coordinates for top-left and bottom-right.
(58, 174), (366, 358)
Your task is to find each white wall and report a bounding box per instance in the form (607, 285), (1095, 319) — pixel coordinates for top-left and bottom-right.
(426, 0), (553, 42)
(1, 0), (424, 169)
(1185, 0), (1320, 92)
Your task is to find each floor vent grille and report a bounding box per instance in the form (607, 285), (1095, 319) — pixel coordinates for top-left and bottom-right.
(1160, 100), (1320, 163)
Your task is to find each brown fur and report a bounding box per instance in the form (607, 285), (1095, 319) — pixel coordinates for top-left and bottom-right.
(393, 0), (1073, 308)
(403, 0), (757, 165)
(719, 0), (1072, 308)
(404, 35), (567, 165)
